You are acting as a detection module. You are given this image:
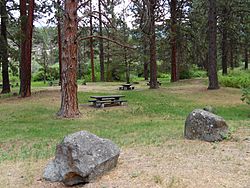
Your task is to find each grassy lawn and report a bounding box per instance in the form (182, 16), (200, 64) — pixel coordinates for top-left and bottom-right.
(0, 79), (249, 163)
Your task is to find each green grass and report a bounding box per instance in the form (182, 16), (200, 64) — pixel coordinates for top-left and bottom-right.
(31, 81), (52, 87)
(0, 81), (249, 163)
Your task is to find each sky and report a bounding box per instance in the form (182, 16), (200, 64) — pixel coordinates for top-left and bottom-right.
(33, 0), (133, 27)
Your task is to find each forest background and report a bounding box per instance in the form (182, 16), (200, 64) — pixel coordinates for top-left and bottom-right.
(0, 0), (249, 91)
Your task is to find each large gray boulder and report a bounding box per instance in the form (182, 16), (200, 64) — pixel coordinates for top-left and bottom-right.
(43, 131), (120, 186)
(184, 109), (229, 142)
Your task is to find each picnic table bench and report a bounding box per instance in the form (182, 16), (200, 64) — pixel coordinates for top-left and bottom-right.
(89, 95), (127, 108)
(119, 84), (134, 90)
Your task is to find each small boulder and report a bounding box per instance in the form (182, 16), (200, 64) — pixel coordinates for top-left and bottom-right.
(184, 109), (228, 142)
(43, 131), (120, 186)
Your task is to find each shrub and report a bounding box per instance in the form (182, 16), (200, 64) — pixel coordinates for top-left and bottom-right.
(241, 88), (250, 105)
(33, 71), (45, 82)
(219, 69), (250, 88)
(9, 75), (19, 83)
(191, 69), (207, 78)
(179, 65), (207, 79)
(32, 67), (60, 82)
(157, 73), (171, 80)
(179, 69), (191, 79)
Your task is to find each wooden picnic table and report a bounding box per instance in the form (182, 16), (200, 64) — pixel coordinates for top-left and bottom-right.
(119, 84), (135, 90)
(90, 95), (125, 100)
(89, 95), (127, 108)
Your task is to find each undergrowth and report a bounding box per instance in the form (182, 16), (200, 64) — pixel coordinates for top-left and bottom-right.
(219, 69), (250, 88)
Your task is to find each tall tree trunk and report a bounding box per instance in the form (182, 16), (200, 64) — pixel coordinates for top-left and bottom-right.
(42, 42), (47, 84)
(149, 0), (158, 89)
(80, 41), (86, 79)
(58, 0), (80, 118)
(143, 34), (149, 80)
(19, 0), (34, 97)
(123, 14), (129, 84)
(221, 7), (228, 75)
(221, 28), (228, 75)
(98, 0), (105, 81)
(124, 48), (130, 83)
(170, 0), (178, 82)
(78, 43), (82, 79)
(57, 0), (62, 85)
(229, 41), (234, 69)
(245, 47), (248, 70)
(0, 0), (10, 94)
(90, 0), (95, 82)
(177, 38), (183, 80)
(207, 0), (219, 90)
(106, 30), (111, 81)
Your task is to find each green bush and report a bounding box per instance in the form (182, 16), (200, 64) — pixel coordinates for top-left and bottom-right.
(33, 71), (45, 82)
(191, 69), (207, 78)
(219, 69), (250, 88)
(241, 88), (250, 105)
(179, 65), (207, 79)
(32, 67), (60, 82)
(158, 73), (171, 80)
(83, 72), (101, 82)
(9, 75), (19, 83)
(179, 69), (192, 79)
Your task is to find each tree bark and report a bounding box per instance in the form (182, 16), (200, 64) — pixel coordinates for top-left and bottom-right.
(124, 48), (130, 83)
(42, 42), (47, 84)
(149, 0), (158, 89)
(106, 31), (111, 81)
(19, 0), (34, 97)
(90, 0), (95, 82)
(57, 0), (80, 118)
(221, 7), (228, 75)
(207, 0), (219, 90)
(98, 0), (105, 81)
(229, 41), (234, 69)
(170, 0), (178, 82)
(245, 47), (248, 70)
(143, 34), (149, 80)
(77, 43), (82, 79)
(0, 0), (11, 94)
(57, 0), (62, 85)
(221, 27), (228, 75)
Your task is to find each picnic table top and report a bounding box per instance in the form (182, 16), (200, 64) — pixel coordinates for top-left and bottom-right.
(90, 95), (125, 99)
(122, 83), (132, 86)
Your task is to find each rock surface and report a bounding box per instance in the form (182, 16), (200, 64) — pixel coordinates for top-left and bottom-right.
(43, 131), (120, 186)
(184, 109), (228, 142)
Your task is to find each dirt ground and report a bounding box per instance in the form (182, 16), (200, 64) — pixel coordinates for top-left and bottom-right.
(1, 129), (249, 188)
(0, 80), (249, 188)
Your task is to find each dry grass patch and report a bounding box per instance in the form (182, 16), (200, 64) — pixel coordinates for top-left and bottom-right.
(1, 128), (249, 188)
(168, 79), (243, 106)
